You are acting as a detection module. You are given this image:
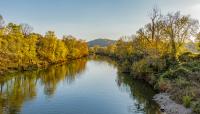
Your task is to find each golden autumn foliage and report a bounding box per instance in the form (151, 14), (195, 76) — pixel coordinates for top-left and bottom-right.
(0, 16), (88, 74)
(91, 8), (200, 113)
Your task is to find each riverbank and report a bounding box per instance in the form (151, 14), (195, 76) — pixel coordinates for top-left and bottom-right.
(0, 57), (88, 76)
(92, 54), (200, 114)
(154, 93), (193, 114)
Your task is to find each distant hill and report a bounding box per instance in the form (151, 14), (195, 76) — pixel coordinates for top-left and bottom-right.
(88, 39), (115, 47)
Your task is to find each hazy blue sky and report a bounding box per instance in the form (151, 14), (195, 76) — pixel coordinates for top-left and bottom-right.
(0, 0), (200, 40)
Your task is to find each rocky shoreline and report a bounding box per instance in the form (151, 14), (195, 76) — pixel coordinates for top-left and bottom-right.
(153, 93), (194, 114)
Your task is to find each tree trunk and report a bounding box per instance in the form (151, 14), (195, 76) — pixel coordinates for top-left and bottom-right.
(170, 33), (177, 62)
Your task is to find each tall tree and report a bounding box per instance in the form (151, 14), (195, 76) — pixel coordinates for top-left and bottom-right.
(55, 40), (69, 61)
(148, 7), (162, 41)
(37, 31), (58, 62)
(163, 12), (199, 61)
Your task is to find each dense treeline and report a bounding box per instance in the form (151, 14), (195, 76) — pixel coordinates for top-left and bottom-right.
(0, 15), (88, 74)
(91, 8), (200, 113)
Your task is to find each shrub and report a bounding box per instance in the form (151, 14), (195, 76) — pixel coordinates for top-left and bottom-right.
(131, 56), (167, 76)
(192, 100), (200, 113)
(175, 77), (190, 87)
(181, 61), (200, 72)
(192, 54), (200, 60)
(160, 70), (174, 79)
(157, 78), (172, 91)
(119, 60), (132, 73)
(131, 58), (153, 78)
(178, 52), (193, 62)
(179, 52), (200, 62)
(182, 95), (192, 108)
(161, 67), (191, 80)
(173, 67), (191, 77)
(191, 67), (200, 72)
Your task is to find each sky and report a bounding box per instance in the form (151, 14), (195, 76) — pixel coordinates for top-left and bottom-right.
(0, 0), (200, 41)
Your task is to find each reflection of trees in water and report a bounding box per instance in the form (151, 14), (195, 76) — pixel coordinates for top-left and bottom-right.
(0, 58), (87, 114)
(40, 59), (87, 96)
(90, 56), (161, 114)
(116, 72), (161, 114)
(0, 56), (160, 114)
(0, 71), (38, 114)
(88, 55), (118, 68)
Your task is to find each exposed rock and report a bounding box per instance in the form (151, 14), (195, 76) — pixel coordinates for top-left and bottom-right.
(153, 93), (194, 114)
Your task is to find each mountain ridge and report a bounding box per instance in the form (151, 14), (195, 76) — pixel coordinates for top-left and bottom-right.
(87, 38), (115, 47)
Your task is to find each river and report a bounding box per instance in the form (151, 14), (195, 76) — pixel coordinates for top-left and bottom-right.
(0, 57), (161, 114)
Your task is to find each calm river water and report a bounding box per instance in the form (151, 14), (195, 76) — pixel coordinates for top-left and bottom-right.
(0, 57), (161, 114)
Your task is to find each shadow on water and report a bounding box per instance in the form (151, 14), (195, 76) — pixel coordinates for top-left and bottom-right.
(0, 56), (161, 114)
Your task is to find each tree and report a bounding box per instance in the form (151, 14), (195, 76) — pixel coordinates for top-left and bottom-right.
(55, 40), (69, 61)
(37, 31), (58, 62)
(0, 14), (89, 72)
(163, 12), (199, 61)
(148, 6), (162, 41)
(0, 15), (5, 29)
(6, 23), (24, 57)
(21, 23), (33, 36)
(197, 32), (200, 51)
(23, 33), (38, 63)
(62, 35), (88, 59)
(7, 23), (24, 37)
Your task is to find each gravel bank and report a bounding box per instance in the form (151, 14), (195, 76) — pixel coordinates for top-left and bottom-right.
(153, 93), (194, 114)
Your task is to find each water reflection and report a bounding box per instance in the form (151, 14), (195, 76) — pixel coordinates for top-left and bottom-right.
(117, 72), (161, 114)
(0, 56), (161, 114)
(90, 55), (161, 114)
(0, 58), (87, 114)
(40, 59), (87, 95)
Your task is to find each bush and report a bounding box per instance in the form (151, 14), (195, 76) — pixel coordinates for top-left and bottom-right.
(157, 78), (172, 91)
(131, 56), (167, 76)
(173, 67), (191, 77)
(181, 61), (200, 72)
(175, 77), (190, 88)
(119, 60), (132, 73)
(182, 95), (192, 108)
(192, 100), (200, 113)
(131, 58), (153, 78)
(179, 52), (200, 62)
(178, 52), (193, 62)
(161, 67), (191, 80)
